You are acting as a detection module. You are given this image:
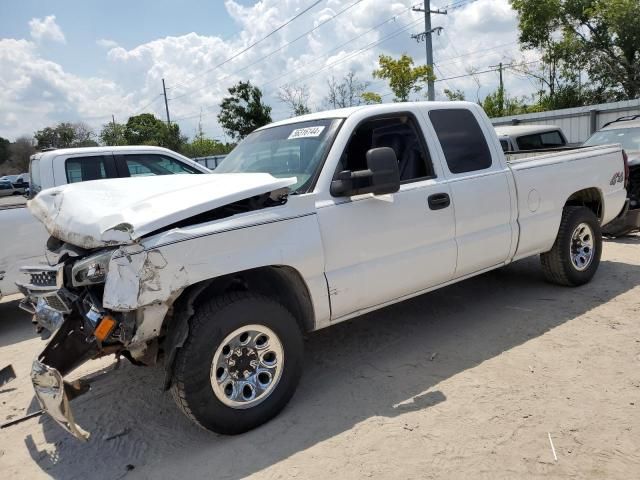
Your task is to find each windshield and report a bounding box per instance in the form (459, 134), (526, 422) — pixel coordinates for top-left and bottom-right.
(214, 118), (342, 193)
(584, 127), (640, 153)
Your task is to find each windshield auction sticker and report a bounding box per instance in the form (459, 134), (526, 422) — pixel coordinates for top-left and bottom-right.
(287, 126), (325, 139)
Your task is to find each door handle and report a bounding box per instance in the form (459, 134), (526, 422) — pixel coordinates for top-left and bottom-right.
(428, 193), (450, 210)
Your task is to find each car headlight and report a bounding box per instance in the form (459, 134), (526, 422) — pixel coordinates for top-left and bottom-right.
(71, 250), (114, 286)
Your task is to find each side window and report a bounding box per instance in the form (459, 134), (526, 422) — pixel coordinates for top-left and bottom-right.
(540, 131), (565, 147)
(65, 156), (109, 183)
(117, 154), (200, 177)
(517, 131), (566, 150)
(499, 139), (509, 152)
(429, 109), (492, 174)
(29, 158), (41, 196)
(339, 115), (434, 182)
(516, 134), (543, 150)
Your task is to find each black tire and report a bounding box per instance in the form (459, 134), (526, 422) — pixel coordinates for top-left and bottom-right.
(540, 206), (602, 286)
(171, 292), (303, 435)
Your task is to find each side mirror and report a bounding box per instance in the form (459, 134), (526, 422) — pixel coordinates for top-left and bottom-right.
(330, 147), (400, 197)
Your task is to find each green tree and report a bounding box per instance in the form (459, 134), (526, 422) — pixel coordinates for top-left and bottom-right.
(511, 0), (640, 100)
(124, 113), (167, 145)
(34, 122), (97, 149)
(122, 113), (184, 151)
(0, 136), (10, 166)
(218, 81), (272, 140)
(8, 137), (36, 173)
(100, 121), (127, 146)
(372, 54), (435, 102)
(443, 88), (466, 101)
(181, 122), (235, 158)
(481, 88), (531, 117)
(360, 92), (382, 104)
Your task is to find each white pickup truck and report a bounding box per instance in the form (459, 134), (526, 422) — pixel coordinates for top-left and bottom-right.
(17, 102), (628, 440)
(0, 146), (209, 301)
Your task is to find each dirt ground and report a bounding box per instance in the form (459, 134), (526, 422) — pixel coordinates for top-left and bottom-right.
(0, 235), (639, 480)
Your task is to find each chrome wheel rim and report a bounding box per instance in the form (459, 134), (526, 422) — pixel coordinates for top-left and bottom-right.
(211, 325), (284, 409)
(570, 222), (595, 271)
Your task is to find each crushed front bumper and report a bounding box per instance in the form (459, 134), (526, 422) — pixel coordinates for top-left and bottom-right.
(31, 313), (99, 440)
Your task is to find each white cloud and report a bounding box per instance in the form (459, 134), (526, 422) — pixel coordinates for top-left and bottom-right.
(2, 0), (536, 141)
(0, 39), (132, 139)
(97, 39), (119, 49)
(29, 15), (66, 44)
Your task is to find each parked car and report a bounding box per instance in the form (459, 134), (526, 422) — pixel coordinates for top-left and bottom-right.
(0, 179), (16, 197)
(10, 173), (30, 194)
(0, 146), (210, 301)
(495, 124), (568, 152)
(18, 101), (627, 440)
(583, 115), (640, 236)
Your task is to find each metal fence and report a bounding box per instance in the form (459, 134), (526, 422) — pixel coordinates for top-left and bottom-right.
(193, 155), (227, 170)
(491, 99), (640, 144)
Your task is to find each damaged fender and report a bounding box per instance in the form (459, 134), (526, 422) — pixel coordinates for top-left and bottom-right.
(104, 247), (188, 311)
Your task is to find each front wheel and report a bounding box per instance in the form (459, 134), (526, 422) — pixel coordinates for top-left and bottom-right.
(171, 292), (303, 434)
(540, 206), (603, 286)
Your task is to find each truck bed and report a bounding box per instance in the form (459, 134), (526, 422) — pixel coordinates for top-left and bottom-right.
(508, 144), (627, 260)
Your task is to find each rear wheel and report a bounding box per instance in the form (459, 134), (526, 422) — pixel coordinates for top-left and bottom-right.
(171, 292), (303, 434)
(540, 206), (602, 286)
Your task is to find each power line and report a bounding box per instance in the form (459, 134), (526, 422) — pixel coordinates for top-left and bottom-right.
(434, 60), (540, 83)
(268, 17), (423, 88)
(130, 94), (164, 117)
(172, 0), (367, 102)
(172, 11), (420, 122)
(170, 0), (324, 92)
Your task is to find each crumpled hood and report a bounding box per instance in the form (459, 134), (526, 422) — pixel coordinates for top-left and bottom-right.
(29, 173), (296, 249)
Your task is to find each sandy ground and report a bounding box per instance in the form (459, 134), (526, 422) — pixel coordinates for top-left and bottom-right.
(0, 235), (639, 480)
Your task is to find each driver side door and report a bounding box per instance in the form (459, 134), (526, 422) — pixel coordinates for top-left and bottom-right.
(317, 112), (457, 321)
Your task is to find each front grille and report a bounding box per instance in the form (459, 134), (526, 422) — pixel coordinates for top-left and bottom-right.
(43, 292), (71, 313)
(18, 265), (63, 291)
(29, 271), (58, 288)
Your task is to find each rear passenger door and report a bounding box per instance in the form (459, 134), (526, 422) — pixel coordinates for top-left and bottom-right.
(427, 108), (515, 278)
(54, 153), (118, 185)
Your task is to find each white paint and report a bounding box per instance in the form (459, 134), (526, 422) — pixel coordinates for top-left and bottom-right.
(29, 173), (296, 249)
(19, 103), (629, 336)
(0, 146), (209, 299)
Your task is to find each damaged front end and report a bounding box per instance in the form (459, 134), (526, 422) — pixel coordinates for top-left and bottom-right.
(17, 245), (136, 441)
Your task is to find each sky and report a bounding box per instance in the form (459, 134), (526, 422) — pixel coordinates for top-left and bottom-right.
(0, 0), (540, 142)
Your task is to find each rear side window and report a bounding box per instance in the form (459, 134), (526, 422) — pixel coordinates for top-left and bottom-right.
(517, 130), (565, 150)
(499, 139), (509, 152)
(116, 154), (200, 177)
(429, 109), (492, 174)
(65, 156), (109, 183)
(29, 158), (41, 196)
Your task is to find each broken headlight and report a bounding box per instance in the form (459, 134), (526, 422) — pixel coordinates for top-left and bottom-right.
(71, 250), (113, 286)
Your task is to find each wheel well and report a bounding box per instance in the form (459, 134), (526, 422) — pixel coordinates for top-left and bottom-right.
(565, 188), (603, 221)
(161, 266), (315, 390)
(178, 266), (315, 333)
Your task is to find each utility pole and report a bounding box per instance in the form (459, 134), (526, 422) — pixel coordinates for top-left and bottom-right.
(162, 78), (171, 127)
(489, 62), (504, 113)
(489, 62), (512, 114)
(412, 1), (447, 101)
